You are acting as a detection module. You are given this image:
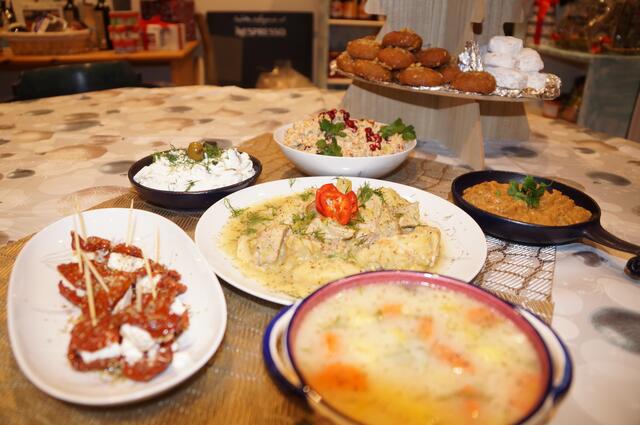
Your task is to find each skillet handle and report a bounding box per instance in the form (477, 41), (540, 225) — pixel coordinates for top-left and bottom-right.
(582, 224), (640, 280)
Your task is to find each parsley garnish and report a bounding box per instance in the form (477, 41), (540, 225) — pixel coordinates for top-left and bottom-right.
(316, 138), (343, 156)
(319, 118), (347, 139)
(224, 198), (247, 217)
(357, 183), (385, 207)
(185, 180), (196, 192)
(380, 118), (416, 141)
(316, 118), (346, 156)
(507, 176), (550, 208)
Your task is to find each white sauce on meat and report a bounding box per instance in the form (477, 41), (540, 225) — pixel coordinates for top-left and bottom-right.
(113, 286), (132, 312)
(107, 252), (145, 272)
(59, 276), (86, 297)
(120, 324), (158, 364)
(134, 148), (255, 192)
(137, 274), (162, 294)
(78, 343), (121, 363)
(170, 298), (186, 315)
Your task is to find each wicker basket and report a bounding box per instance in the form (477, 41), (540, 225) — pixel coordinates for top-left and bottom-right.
(2, 30), (92, 55)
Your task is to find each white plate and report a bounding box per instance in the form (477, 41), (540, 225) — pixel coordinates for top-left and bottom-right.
(195, 177), (487, 305)
(273, 123), (417, 178)
(7, 208), (227, 405)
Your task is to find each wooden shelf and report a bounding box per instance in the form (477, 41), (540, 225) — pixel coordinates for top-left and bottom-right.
(0, 40), (200, 85)
(329, 19), (384, 27)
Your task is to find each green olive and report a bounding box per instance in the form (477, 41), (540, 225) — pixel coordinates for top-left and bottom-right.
(187, 141), (204, 161)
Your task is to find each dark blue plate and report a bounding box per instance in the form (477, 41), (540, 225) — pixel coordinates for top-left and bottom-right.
(128, 153), (262, 211)
(451, 170), (639, 279)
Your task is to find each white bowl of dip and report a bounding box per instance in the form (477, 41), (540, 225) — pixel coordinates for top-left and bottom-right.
(273, 123), (417, 178)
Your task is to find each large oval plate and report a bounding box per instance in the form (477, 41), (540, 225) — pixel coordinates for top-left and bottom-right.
(195, 177), (487, 305)
(7, 208), (227, 405)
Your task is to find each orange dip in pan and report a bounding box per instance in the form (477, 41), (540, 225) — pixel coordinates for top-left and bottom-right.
(462, 181), (592, 226)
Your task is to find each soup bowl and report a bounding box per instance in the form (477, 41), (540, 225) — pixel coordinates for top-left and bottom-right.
(263, 271), (572, 425)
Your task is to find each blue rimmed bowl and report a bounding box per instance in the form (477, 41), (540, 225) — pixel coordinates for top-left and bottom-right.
(263, 271), (572, 425)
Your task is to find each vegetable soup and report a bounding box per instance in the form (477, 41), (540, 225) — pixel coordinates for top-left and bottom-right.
(290, 283), (546, 425)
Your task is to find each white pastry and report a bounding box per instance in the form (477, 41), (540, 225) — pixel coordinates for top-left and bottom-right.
(488, 36), (523, 56)
(483, 52), (516, 68)
(486, 66), (527, 90)
(516, 48), (544, 72)
(526, 72), (548, 91)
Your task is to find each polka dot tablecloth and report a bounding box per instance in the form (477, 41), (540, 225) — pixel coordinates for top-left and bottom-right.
(1, 85), (639, 424)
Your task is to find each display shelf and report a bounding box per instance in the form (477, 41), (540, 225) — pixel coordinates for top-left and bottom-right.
(329, 18), (384, 27)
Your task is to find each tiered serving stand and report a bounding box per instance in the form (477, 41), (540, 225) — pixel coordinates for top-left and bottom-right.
(341, 0), (532, 169)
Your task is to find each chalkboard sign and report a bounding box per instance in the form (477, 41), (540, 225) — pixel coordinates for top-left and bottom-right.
(207, 12), (313, 88)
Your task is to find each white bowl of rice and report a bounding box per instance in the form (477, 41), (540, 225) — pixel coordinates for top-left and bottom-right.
(273, 110), (417, 178)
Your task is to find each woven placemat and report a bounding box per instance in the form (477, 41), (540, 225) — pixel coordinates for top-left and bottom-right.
(0, 133), (554, 424)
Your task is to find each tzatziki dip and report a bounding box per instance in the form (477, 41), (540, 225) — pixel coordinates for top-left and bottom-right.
(134, 142), (255, 192)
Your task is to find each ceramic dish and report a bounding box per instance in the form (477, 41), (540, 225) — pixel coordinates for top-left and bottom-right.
(451, 170), (640, 279)
(195, 176), (487, 305)
(128, 153), (262, 210)
(7, 208), (227, 405)
(263, 271), (572, 425)
(273, 123), (417, 178)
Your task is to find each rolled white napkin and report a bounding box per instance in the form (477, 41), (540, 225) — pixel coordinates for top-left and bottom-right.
(516, 48), (544, 72)
(483, 52), (516, 68)
(486, 66), (528, 90)
(488, 36), (523, 56)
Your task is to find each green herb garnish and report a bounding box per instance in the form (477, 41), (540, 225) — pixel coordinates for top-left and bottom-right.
(507, 176), (550, 208)
(319, 118), (347, 139)
(224, 198), (247, 217)
(316, 118), (346, 156)
(316, 138), (343, 156)
(291, 211), (316, 234)
(357, 182), (385, 207)
(203, 141), (223, 159)
(298, 189), (314, 201)
(380, 118), (416, 141)
(185, 180), (197, 192)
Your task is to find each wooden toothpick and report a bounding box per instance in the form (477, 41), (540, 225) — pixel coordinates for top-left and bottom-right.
(126, 200), (135, 246)
(83, 256), (97, 327)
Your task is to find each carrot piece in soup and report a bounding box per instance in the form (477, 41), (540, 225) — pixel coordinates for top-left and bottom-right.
(324, 332), (340, 355)
(417, 316), (434, 340)
(433, 343), (474, 372)
(311, 362), (368, 392)
(379, 303), (402, 316)
(466, 307), (499, 327)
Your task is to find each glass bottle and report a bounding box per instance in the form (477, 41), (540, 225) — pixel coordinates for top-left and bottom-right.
(94, 0), (112, 49)
(63, 0), (81, 23)
(342, 0), (357, 19)
(330, 0), (343, 19)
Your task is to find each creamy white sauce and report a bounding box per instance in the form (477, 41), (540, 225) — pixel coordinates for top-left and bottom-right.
(137, 274), (162, 294)
(107, 253), (145, 272)
(134, 148), (255, 192)
(113, 286), (132, 312)
(170, 297), (186, 315)
(120, 324), (158, 364)
(79, 343), (121, 363)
